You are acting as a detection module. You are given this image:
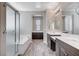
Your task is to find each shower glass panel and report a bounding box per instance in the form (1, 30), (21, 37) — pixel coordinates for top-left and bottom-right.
(6, 6), (16, 56)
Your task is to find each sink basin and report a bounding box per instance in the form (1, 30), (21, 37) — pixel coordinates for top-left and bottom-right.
(50, 34), (61, 36)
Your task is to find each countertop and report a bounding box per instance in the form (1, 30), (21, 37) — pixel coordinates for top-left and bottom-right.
(47, 30), (62, 35)
(47, 31), (79, 50)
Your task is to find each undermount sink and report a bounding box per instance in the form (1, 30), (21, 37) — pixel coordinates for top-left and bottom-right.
(50, 34), (61, 36)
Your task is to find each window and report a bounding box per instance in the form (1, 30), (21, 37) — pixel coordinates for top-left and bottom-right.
(33, 16), (43, 31)
(36, 20), (40, 31)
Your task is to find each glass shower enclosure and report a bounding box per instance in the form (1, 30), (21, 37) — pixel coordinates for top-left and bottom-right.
(6, 4), (20, 56)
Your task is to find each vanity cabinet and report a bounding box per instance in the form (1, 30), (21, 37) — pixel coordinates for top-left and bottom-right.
(32, 32), (43, 39)
(50, 37), (56, 51)
(56, 42), (70, 56)
(47, 34), (56, 51)
(56, 38), (79, 56)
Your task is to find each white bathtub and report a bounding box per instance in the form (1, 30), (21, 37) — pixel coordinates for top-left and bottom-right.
(18, 35), (32, 55)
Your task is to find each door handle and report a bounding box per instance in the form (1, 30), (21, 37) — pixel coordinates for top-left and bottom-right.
(3, 31), (7, 34)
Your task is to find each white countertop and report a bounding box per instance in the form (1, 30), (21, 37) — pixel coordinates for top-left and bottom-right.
(56, 33), (79, 50)
(47, 31), (79, 50)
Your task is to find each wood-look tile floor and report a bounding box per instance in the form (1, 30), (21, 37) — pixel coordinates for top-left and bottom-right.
(24, 40), (56, 56)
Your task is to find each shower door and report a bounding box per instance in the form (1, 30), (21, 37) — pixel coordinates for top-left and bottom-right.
(6, 6), (16, 56)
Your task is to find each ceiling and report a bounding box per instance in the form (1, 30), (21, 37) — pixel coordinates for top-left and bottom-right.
(8, 2), (59, 11)
(60, 2), (79, 11)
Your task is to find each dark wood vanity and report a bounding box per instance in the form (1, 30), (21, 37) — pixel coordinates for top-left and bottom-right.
(32, 32), (43, 39)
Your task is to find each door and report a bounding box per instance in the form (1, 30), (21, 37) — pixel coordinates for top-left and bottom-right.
(6, 6), (16, 56)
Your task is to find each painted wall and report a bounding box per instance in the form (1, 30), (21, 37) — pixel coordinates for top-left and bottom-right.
(20, 11), (32, 35)
(0, 3), (6, 56)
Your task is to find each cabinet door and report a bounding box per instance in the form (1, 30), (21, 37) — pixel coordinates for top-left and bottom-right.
(56, 40), (69, 56)
(47, 34), (51, 48)
(56, 41), (60, 56)
(60, 47), (67, 56)
(56, 40), (72, 56)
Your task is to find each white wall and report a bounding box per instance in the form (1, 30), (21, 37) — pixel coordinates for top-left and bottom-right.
(20, 12), (32, 35)
(0, 3), (6, 56)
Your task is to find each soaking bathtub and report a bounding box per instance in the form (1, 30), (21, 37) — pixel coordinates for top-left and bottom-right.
(18, 34), (32, 55)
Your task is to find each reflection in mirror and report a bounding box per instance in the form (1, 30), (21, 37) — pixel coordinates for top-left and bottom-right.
(54, 14), (64, 31)
(63, 15), (73, 34)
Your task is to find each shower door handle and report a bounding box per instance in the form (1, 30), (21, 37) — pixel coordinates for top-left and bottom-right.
(3, 31), (7, 34)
